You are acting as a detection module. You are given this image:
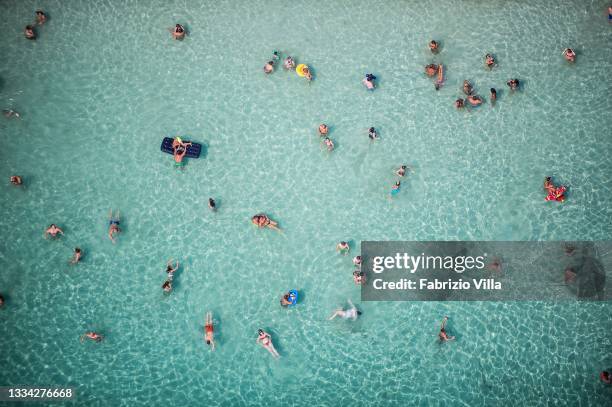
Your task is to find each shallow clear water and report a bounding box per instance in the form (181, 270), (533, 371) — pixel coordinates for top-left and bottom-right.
(1, 0), (611, 405)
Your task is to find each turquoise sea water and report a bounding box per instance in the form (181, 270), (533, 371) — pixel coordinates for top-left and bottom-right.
(1, 0), (611, 405)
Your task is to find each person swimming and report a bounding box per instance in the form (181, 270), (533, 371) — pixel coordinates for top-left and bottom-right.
(318, 124), (329, 136)
(562, 48), (576, 62)
(439, 316), (455, 342)
(166, 259), (179, 280)
(490, 88), (497, 105)
(171, 24), (185, 40)
(283, 56), (295, 70)
(485, 54), (495, 69)
(81, 332), (103, 343)
(251, 213), (280, 231)
(463, 80), (473, 95)
(257, 329), (280, 358)
(390, 181), (401, 197)
(429, 40), (439, 53)
(396, 165), (407, 177)
(425, 64), (438, 77)
(172, 137), (192, 164)
(3, 109), (20, 119)
(272, 50), (280, 61)
(467, 95), (483, 106)
(601, 371), (611, 384)
(10, 176), (22, 186)
(368, 127), (379, 140)
(35, 10), (47, 25)
(208, 198), (217, 212)
(264, 60), (274, 74)
(455, 99), (465, 109)
(70, 248), (82, 265)
(353, 255), (362, 266)
(434, 64), (444, 90)
(204, 312), (216, 351)
(363, 73), (377, 90)
(328, 299), (361, 320)
(323, 137), (334, 151)
(507, 78), (520, 90)
(336, 241), (350, 255)
(108, 210), (121, 243)
(24, 25), (36, 40)
(44, 224), (64, 239)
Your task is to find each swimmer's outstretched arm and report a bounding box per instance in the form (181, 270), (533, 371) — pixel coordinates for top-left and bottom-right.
(348, 299), (355, 309)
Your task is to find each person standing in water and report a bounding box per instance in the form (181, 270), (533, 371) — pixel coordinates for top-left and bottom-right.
(204, 312), (216, 351)
(318, 124), (329, 136)
(257, 329), (280, 358)
(336, 241), (350, 255)
(329, 299), (361, 321)
(70, 248), (82, 265)
(10, 176), (22, 186)
(44, 224), (64, 239)
(170, 24), (185, 40)
(108, 210), (121, 243)
(208, 198), (217, 212)
(35, 10), (47, 25)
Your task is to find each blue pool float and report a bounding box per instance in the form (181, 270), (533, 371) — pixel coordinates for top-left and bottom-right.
(288, 289), (298, 306)
(160, 137), (202, 158)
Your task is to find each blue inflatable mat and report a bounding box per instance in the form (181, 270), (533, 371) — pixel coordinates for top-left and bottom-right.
(160, 137), (202, 158)
(288, 289), (298, 306)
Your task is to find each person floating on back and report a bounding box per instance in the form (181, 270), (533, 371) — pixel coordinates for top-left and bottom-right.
(251, 213), (280, 231)
(172, 137), (192, 165)
(257, 329), (280, 358)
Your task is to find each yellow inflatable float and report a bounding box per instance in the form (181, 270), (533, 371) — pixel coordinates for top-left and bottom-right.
(296, 64), (309, 77)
